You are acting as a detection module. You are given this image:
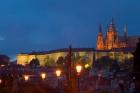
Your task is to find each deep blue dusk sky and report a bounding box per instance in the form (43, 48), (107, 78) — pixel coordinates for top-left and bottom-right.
(0, 0), (140, 60)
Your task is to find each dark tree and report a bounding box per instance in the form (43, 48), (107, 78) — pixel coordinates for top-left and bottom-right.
(56, 56), (64, 67)
(111, 60), (120, 72)
(95, 56), (120, 76)
(133, 38), (140, 93)
(133, 38), (140, 75)
(95, 56), (113, 69)
(29, 58), (40, 68)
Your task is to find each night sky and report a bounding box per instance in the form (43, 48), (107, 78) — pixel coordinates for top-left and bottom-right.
(0, 0), (140, 60)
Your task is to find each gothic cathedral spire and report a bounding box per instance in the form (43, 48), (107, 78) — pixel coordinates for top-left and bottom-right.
(124, 23), (128, 46)
(124, 24), (128, 38)
(111, 16), (114, 25)
(108, 17), (116, 32)
(96, 24), (104, 50)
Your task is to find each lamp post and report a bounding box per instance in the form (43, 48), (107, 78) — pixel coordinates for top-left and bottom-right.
(56, 69), (62, 93)
(76, 65), (82, 93)
(41, 73), (46, 80)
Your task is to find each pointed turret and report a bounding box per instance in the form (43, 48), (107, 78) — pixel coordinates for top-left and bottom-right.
(108, 17), (115, 32)
(96, 24), (104, 50)
(111, 16), (114, 25)
(99, 24), (102, 32)
(123, 24), (128, 47)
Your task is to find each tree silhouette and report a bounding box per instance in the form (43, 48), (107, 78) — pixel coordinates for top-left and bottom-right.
(133, 38), (140, 93)
(111, 60), (120, 72)
(56, 56), (64, 67)
(95, 56), (120, 73)
(29, 58), (40, 68)
(133, 38), (140, 74)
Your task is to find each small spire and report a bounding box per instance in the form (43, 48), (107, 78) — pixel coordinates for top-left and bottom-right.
(124, 24), (127, 33)
(124, 23), (128, 44)
(99, 24), (102, 32)
(108, 17), (115, 32)
(111, 16), (114, 25)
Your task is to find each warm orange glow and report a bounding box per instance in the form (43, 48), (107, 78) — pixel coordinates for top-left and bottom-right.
(0, 79), (2, 84)
(76, 65), (82, 73)
(96, 30), (104, 50)
(24, 75), (29, 81)
(56, 69), (61, 77)
(41, 73), (46, 80)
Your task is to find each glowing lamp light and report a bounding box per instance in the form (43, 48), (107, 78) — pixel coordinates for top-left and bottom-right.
(24, 75), (29, 81)
(0, 79), (2, 84)
(85, 64), (90, 69)
(76, 65), (82, 74)
(56, 70), (61, 77)
(41, 73), (46, 80)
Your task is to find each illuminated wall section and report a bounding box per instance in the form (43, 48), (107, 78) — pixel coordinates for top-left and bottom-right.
(36, 55), (48, 66)
(95, 51), (133, 63)
(77, 52), (94, 67)
(95, 52), (108, 60)
(47, 52), (67, 62)
(17, 54), (28, 65)
(27, 55), (36, 63)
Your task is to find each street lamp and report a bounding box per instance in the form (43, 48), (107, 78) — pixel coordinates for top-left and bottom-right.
(55, 69), (62, 92)
(56, 69), (61, 77)
(76, 65), (82, 93)
(76, 65), (82, 76)
(24, 75), (29, 82)
(41, 73), (46, 80)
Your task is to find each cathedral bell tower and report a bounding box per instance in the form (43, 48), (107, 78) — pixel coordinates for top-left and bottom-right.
(105, 17), (118, 50)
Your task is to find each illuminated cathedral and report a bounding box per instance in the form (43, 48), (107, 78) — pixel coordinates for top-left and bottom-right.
(96, 18), (129, 50)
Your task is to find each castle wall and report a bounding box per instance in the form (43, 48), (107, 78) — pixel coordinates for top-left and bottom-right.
(17, 51), (94, 67)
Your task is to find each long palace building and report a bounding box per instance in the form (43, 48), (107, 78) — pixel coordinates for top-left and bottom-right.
(17, 18), (139, 67)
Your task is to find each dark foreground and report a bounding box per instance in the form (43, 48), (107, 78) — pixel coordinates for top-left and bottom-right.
(0, 80), (59, 93)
